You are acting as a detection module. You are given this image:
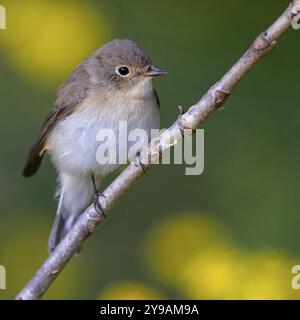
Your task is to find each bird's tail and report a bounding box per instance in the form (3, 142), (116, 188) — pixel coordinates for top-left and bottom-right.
(48, 213), (66, 253)
(48, 173), (99, 253)
(48, 192), (74, 253)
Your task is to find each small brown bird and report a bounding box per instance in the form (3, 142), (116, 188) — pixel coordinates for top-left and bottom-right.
(23, 39), (167, 252)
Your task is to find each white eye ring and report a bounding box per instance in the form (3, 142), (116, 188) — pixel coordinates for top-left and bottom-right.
(115, 66), (131, 77)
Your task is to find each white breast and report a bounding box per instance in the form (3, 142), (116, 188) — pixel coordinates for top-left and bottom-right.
(47, 86), (160, 178)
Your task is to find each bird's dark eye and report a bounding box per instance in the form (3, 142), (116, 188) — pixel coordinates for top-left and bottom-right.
(117, 66), (130, 77)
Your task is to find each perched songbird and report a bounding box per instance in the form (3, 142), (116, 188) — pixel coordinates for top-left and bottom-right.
(23, 39), (166, 253)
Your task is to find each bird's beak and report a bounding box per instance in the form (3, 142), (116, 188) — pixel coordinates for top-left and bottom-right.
(145, 65), (168, 77)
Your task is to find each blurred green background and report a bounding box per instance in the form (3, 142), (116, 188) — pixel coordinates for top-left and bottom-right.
(0, 0), (300, 299)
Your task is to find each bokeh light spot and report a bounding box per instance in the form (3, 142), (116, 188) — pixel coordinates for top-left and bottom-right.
(0, 0), (111, 85)
(98, 281), (165, 300)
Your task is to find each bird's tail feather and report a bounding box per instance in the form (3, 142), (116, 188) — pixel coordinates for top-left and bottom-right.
(48, 210), (66, 254)
(48, 191), (78, 253)
(48, 173), (99, 253)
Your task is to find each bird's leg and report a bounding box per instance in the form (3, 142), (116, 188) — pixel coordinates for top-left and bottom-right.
(91, 174), (107, 218)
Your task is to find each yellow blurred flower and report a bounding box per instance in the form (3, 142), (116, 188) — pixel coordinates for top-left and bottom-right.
(143, 213), (300, 300)
(181, 248), (299, 300)
(182, 247), (246, 299)
(98, 281), (165, 300)
(0, 0), (111, 84)
(242, 251), (300, 300)
(143, 213), (232, 285)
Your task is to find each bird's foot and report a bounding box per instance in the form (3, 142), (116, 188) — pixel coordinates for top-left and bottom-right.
(93, 194), (107, 219)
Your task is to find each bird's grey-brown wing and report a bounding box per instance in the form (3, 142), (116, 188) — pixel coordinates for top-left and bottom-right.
(23, 64), (91, 177)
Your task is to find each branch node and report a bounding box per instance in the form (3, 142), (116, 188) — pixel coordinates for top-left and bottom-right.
(178, 105), (185, 115)
(177, 107), (191, 137)
(86, 213), (101, 233)
(253, 32), (277, 54)
(292, 1), (300, 16)
(214, 88), (231, 108)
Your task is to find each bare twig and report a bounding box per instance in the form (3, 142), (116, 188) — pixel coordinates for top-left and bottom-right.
(16, 2), (296, 300)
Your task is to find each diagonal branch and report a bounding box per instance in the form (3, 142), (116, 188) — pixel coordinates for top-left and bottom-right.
(16, 2), (297, 300)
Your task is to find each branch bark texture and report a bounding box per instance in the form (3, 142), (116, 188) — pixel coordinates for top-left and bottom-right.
(16, 2), (297, 300)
